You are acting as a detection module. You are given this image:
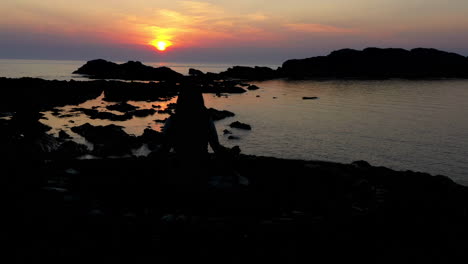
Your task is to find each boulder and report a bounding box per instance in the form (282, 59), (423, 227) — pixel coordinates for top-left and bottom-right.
(208, 108), (235, 121)
(71, 123), (140, 156)
(188, 68), (204, 76)
(229, 121), (252, 130)
(247, 85), (260, 90)
(106, 102), (138, 112)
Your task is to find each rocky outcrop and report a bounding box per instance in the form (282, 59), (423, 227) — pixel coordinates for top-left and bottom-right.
(219, 66), (279, 80)
(229, 121), (252, 130)
(73, 59), (184, 81)
(208, 108), (235, 121)
(282, 47), (468, 79)
(71, 123), (140, 156)
(0, 78), (103, 112)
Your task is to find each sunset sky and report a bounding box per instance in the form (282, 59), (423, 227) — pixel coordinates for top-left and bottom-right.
(1, 0), (468, 64)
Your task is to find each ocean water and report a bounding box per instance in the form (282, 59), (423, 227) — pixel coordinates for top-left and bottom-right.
(1, 59), (468, 185)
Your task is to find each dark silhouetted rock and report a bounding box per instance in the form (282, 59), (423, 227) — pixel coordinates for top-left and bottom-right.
(189, 68), (204, 76)
(228, 135), (240, 140)
(106, 102), (138, 112)
(58, 130), (72, 140)
(220, 66), (279, 80)
(71, 123), (140, 156)
(223, 129), (232, 135)
(229, 121), (252, 130)
(208, 108), (235, 121)
(282, 47), (468, 79)
(247, 85), (260, 90)
(131, 108), (157, 118)
(74, 59), (184, 81)
(155, 118), (167, 123)
(138, 128), (164, 150)
(52, 141), (89, 159)
(72, 108), (133, 121)
(302, 96), (318, 100)
(0, 78), (103, 112)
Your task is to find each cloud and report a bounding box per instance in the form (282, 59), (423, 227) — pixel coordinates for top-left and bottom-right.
(285, 23), (357, 33)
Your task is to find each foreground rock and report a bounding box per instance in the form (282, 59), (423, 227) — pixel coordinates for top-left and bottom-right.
(73, 59), (184, 81)
(5, 154), (468, 263)
(71, 123), (140, 156)
(282, 47), (468, 79)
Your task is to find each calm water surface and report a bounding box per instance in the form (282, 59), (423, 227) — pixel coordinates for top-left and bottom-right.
(1, 59), (467, 184)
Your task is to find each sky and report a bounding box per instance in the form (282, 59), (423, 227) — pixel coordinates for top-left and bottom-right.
(1, 0), (468, 64)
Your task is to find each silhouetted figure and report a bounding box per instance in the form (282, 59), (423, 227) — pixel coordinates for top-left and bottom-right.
(158, 87), (231, 215)
(160, 88), (225, 161)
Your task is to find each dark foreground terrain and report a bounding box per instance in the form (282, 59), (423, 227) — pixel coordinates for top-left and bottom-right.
(5, 153), (468, 264)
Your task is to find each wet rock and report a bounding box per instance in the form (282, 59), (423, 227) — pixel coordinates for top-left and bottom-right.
(302, 97), (318, 100)
(247, 85), (260, 90)
(72, 108), (133, 121)
(228, 135), (240, 140)
(52, 141), (89, 159)
(131, 108), (157, 118)
(229, 121), (252, 130)
(208, 108), (235, 121)
(106, 102), (138, 112)
(138, 128), (164, 150)
(71, 123), (140, 156)
(58, 130), (72, 140)
(155, 118), (168, 123)
(158, 109), (174, 115)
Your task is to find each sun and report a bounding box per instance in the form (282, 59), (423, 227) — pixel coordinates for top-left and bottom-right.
(150, 40), (172, 52)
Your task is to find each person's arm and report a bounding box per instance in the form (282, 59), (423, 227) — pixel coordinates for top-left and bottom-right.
(207, 117), (224, 153)
(158, 116), (175, 154)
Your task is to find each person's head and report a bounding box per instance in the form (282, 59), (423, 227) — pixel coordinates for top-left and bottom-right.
(175, 87), (206, 116)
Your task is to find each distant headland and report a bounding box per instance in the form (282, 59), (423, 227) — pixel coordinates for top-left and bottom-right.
(74, 48), (468, 81)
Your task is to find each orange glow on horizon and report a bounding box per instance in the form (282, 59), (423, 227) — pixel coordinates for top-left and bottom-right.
(150, 39), (172, 51)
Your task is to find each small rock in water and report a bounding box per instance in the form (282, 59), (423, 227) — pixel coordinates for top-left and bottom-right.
(223, 129), (232, 135)
(228, 135), (240, 140)
(302, 96), (318, 100)
(229, 121), (252, 130)
(247, 85), (260, 90)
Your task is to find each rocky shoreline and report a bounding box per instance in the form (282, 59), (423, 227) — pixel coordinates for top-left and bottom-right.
(5, 152), (468, 263)
(3, 52), (468, 262)
(2, 102), (468, 263)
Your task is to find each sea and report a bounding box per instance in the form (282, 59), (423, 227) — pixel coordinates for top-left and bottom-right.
(1, 59), (468, 185)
